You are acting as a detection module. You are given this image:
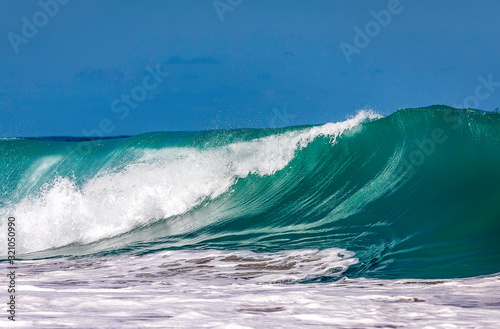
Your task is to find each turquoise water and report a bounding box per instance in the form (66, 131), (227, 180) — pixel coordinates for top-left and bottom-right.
(1, 106), (499, 279)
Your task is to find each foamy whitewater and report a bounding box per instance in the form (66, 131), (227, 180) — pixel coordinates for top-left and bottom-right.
(6, 250), (500, 328)
(1, 106), (500, 328)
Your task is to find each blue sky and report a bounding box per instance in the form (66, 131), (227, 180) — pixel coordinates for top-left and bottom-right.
(1, 0), (499, 137)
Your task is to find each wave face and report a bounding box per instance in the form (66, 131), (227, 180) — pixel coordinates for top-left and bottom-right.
(1, 106), (499, 279)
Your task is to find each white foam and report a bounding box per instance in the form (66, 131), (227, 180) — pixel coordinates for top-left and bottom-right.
(1, 111), (380, 254)
(7, 249), (500, 329)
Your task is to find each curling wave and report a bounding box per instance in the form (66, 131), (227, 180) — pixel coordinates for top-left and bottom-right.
(1, 106), (499, 279)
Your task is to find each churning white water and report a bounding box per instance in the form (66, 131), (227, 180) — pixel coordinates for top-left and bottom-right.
(3, 249), (500, 328)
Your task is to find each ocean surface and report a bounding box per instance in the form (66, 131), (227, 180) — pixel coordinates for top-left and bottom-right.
(1, 106), (499, 328)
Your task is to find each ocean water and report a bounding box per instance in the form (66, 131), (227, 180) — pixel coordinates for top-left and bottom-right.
(1, 106), (500, 328)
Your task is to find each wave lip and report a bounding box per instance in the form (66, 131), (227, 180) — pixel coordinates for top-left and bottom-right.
(0, 111), (378, 255)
